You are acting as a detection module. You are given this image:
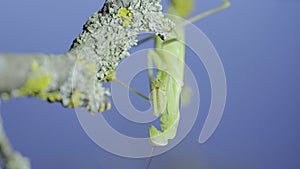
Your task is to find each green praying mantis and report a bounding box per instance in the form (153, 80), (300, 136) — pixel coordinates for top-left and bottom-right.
(109, 0), (230, 147)
(147, 0), (230, 146)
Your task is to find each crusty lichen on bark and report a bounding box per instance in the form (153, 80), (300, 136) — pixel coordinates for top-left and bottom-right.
(69, 0), (174, 80)
(0, 0), (174, 114)
(0, 0), (175, 168)
(0, 0), (176, 168)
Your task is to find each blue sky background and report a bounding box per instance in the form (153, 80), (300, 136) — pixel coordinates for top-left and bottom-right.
(0, 0), (300, 169)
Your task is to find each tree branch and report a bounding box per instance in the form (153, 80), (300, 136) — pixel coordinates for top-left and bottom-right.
(0, 0), (174, 114)
(0, 1), (174, 167)
(0, 114), (30, 169)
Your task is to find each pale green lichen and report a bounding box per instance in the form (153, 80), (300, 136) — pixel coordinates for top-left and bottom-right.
(69, 0), (174, 81)
(2, 56), (110, 114)
(76, 55), (96, 73)
(58, 55), (110, 114)
(65, 0), (174, 113)
(0, 0), (174, 114)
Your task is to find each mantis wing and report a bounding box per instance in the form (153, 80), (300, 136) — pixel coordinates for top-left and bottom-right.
(148, 47), (183, 146)
(148, 0), (230, 146)
(148, 9), (186, 146)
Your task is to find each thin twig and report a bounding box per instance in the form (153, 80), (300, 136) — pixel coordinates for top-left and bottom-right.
(0, 114), (31, 169)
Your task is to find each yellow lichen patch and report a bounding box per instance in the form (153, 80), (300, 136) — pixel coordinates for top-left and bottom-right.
(18, 75), (52, 96)
(18, 60), (52, 96)
(99, 100), (111, 113)
(99, 106), (105, 113)
(38, 92), (62, 103)
(69, 90), (81, 107)
(118, 8), (131, 18)
(18, 60), (60, 103)
(99, 99), (111, 112)
(117, 8), (132, 27)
